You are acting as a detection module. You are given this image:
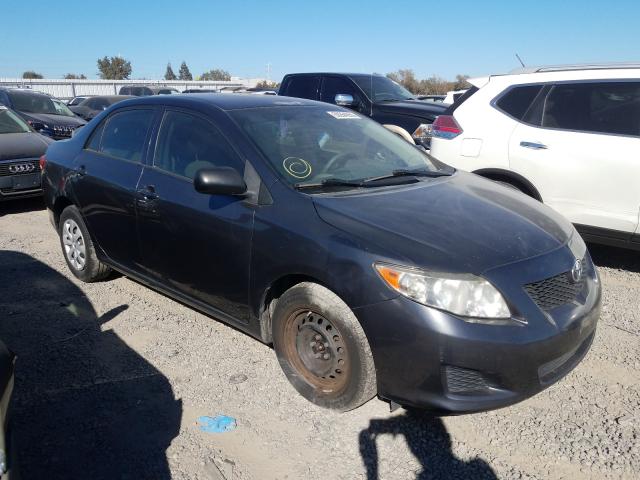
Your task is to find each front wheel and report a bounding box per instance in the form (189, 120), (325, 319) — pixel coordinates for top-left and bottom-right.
(272, 282), (377, 411)
(59, 205), (111, 282)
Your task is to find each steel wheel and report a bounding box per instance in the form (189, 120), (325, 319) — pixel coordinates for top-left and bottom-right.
(62, 218), (87, 271)
(283, 309), (349, 394)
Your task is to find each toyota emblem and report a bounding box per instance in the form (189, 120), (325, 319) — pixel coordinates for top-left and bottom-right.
(9, 163), (35, 174)
(570, 259), (583, 283)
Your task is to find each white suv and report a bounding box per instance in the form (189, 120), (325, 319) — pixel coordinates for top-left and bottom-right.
(430, 63), (640, 251)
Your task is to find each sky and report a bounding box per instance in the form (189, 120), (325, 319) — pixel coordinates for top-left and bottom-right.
(1, 0), (639, 82)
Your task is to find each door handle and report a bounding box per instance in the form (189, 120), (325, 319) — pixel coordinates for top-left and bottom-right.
(137, 185), (158, 200)
(520, 141), (548, 150)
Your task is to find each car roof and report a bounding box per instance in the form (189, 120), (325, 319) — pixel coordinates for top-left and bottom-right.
(284, 72), (386, 79)
(508, 62), (640, 74)
(0, 87), (50, 97)
(118, 93), (321, 111)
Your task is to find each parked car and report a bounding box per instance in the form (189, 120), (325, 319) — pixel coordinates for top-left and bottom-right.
(279, 73), (447, 146)
(67, 95), (92, 106)
(0, 88), (86, 140)
(69, 95), (134, 121)
(183, 89), (219, 94)
(0, 105), (53, 200)
(430, 63), (640, 251)
(42, 94), (600, 413)
(118, 85), (180, 96)
(0, 338), (15, 478)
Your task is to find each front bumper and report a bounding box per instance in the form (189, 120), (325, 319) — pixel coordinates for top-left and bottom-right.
(0, 160), (42, 201)
(354, 248), (601, 414)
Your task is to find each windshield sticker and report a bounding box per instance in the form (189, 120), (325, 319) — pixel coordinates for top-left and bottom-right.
(327, 111), (360, 119)
(283, 157), (312, 179)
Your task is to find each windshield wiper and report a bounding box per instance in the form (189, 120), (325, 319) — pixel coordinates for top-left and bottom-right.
(359, 168), (453, 185)
(294, 178), (364, 190)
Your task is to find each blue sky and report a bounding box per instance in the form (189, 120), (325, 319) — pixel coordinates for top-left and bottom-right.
(1, 0), (639, 81)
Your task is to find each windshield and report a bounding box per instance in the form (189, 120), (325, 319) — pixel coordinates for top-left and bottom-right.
(51, 99), (76, 117)
(0, 108), (31, 134)
(351, 75), (415, 102)
(231, 106), (443, 188)
(8, 91), (74, 116)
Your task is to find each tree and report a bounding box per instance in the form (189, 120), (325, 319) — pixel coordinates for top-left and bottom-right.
(420, 75), (452, 95)
(255, 80), (279, 89)
(22, 71), (43, 79)
(199, 69), (231, 81)
(178, 61), (193, 81)
(453, 74), (471, 91)
(386, 69), (422, 94)
(164, 63), (177, 80)
(64, 73), (87, 79)
(97, 56), (132, 80)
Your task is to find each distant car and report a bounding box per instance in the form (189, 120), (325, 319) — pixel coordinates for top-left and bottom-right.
(69, 95), (134, 121)
(43, 94), (600, 414)
(0, 338), (15, 477)
(0, 105), (53, 200)
(417, 94), (446, 103)
(67, 96), (92, 106)
(0, 88), (86, 140)
(279, 73), (447, 146)
(118, 85), (180, 96)
(430, 63), (640, 251)
(182, 89), (219, 94)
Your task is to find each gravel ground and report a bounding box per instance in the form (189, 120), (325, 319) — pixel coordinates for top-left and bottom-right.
(0, 198), (638, 480)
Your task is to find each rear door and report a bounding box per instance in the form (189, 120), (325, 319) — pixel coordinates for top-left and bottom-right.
(71, 107), (156, 268)
(508, 80), (640, 234)
(135, 108), (254, 323)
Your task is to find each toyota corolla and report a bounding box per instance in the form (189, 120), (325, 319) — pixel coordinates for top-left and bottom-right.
(41, 94), (601, 412)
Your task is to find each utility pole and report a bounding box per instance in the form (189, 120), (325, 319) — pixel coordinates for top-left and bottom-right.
(266, 62), (272, 82)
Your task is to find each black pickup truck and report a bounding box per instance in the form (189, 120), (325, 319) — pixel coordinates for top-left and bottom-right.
(279, 73), (446, 146)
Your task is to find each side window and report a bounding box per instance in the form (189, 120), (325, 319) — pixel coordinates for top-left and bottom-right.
(495, 85), (543, 121)
(542, 82), (640, 136)
(283, 76), (320, 100)
(154, 111), (242, 179)
(99, 109), (154, 162)
(320, 77), (363, 105)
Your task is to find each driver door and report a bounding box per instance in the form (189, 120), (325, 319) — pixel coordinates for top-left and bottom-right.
(135, 109), (255, 323)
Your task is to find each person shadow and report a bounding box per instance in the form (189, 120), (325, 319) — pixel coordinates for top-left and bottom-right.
(0, 250), (182, 479)
(359, 409), (497, 480)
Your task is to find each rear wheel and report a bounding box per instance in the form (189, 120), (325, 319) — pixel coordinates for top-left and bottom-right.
(272, 282), (377, 411)
(59, 205), (111, 282)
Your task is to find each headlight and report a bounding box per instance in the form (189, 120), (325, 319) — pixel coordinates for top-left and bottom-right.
(412, 123), (433, 142)
(375, 263), (511, 320)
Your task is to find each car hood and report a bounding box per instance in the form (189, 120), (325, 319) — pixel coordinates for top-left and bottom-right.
(0, 132), (53, 160)
(20, 112), (86, 127)
(374, 99), (448, 119)
(313, 172), (573, 274)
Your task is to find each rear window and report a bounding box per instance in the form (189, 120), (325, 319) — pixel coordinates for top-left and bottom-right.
(282, 76), (320, 100)
(495, 85), (543, 120)
(445, 86), (478, 114)
(541, 82), (640, 136)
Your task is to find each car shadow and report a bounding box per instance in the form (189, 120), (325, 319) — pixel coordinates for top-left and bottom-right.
(0, 197), (45, 217)
(359, 409), (497, 480)
(0, 250), (182, 480)
(588, 243), (640, 273)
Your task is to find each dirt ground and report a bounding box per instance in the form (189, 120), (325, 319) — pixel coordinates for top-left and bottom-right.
(0, 198), (638, 480)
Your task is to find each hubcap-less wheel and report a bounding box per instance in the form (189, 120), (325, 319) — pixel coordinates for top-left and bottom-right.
(283, 310), (349, 394)
(62, 219), (87, 271)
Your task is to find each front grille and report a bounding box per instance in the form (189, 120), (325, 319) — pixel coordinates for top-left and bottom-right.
(52, 125), (75, 138)
(0, 159), (39, 177)
(524, 259), (587, 311)
(445, 365), (490, 393)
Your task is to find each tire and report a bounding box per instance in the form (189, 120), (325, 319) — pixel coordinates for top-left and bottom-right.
(272, 282), (377, 411)
(59, 205), (111, 282)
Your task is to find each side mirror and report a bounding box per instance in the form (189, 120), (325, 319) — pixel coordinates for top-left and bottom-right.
(335, 93), (356, 107)
(194, 167), (247, 196)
